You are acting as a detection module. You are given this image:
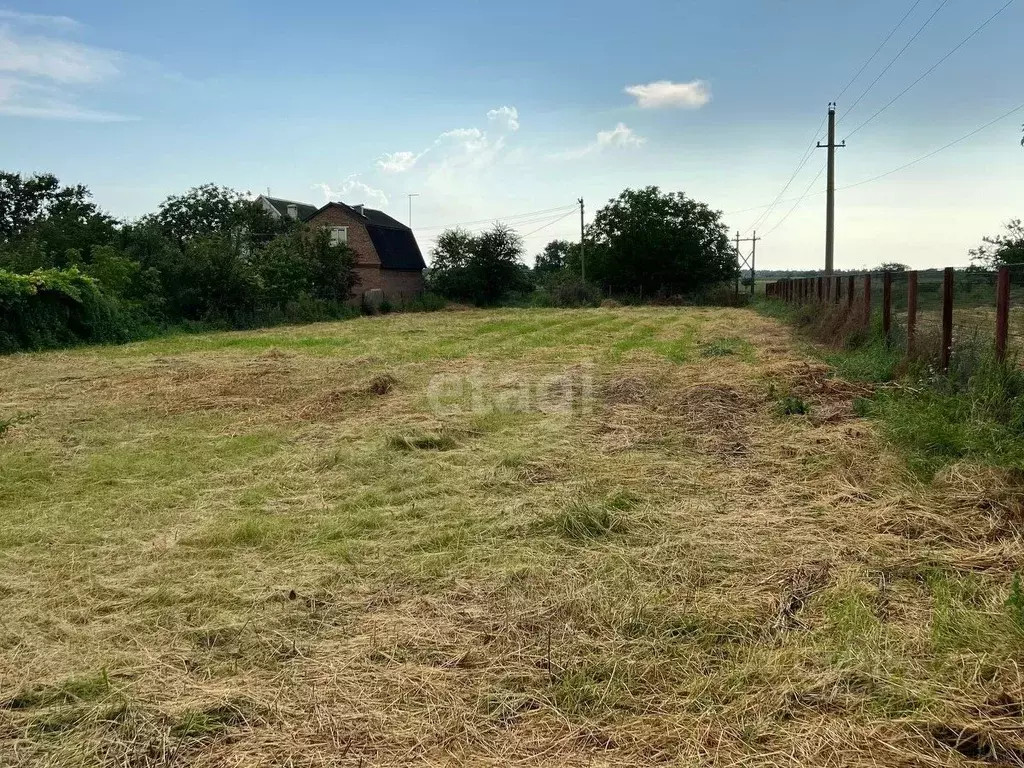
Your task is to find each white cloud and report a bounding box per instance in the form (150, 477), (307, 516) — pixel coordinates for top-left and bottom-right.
(353, 107), (525, 225)
(596, 122), (644, 148)
(624, 80), (710, 109)
(0, 10), (80, 29)
(315, 175), (389, 209)
(553, 123), (645, 160)
(487, 105), (519, 132)
(438, 127), (483, 141)
(376, 150), (419, 173)
(0, 75), (132, 121)
(0, 27), (121, 84)
(0, 17), (131, 121)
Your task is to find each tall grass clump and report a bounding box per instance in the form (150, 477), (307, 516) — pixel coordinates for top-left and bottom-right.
(759, 296), (1024, 474)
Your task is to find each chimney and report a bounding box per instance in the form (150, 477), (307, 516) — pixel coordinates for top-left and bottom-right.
(286, 204), (299, 220)
(354, 204), (365, 217)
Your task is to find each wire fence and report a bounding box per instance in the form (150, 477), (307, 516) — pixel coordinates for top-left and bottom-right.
(766, 265), (1024, 367)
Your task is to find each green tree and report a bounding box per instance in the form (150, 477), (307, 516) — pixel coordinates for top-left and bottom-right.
(534, 239), (573, 275)
(970, 220), (1024, 269)
(0, 172), (63, 240)
(877, 262), (909, 273)
(0, 172), (117, 270)
(151, 184), (288, 248)
(585, 186), (735, 296)
(255, 228), (357, 308)
(427, 224), (532, 305)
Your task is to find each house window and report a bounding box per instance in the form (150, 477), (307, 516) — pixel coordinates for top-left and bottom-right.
(329, 226), (348, 245)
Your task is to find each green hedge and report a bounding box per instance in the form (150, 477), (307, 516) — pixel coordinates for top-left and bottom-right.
(0, 268), (133, 353)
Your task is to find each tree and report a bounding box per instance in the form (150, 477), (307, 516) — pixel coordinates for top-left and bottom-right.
(0, 172), (63, 240)
(151, 184), (288, 248)
(969, 220), (1024, 269)
(877, 262), (909, 273)
(427, 224), (532, 305)
(255, 228), (357, 308)
(0, 171), (117, 269)
(534, 239), (573, 275)
(585, 186), (735, 295)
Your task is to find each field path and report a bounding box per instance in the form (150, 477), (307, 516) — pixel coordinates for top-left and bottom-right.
(1, 307), (1022, 767)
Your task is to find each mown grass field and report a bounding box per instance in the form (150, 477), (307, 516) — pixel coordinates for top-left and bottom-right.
(1, 307), (1023, 767)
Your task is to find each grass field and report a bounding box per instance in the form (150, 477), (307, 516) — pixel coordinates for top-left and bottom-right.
(2, 307), (1023, 767)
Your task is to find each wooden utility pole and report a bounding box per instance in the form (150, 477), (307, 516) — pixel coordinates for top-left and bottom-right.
(817, 103), (845, 276)
(996, 266), (1010, 364)
(941, 268), (955, 371)
(578, 198), (586, 282)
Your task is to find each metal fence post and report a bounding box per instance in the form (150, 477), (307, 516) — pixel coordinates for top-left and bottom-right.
(996, 266), (1010, 364)
(847, 275), (855, 309)
(834, 276), (841, 304)
(941, 267), (954, 372)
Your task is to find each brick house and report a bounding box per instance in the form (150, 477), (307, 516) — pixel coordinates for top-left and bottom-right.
(257, 195), (426, 303)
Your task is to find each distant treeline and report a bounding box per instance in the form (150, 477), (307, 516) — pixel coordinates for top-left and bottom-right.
(428, 186), (741, 307)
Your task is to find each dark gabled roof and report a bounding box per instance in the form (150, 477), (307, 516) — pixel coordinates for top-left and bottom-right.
(365, 226), (427, 271)
(307, 202), (426, 271)
(261, 196), (320, 221)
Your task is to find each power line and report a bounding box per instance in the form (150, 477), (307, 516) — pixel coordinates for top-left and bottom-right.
(417, 204), (577, 231)
(744, 115), (826, 233)
(761, 164), (826, 238)
(835, 0), (926, 102)
(754, 100), (1024, 236)
(420, 209), (580, 243)
(842, 0), (951, 122)
(840, 100), (1024, 190)
(523, 209), (579, 238)
(743, 0), (927, 235)
(843, 0), (1017, 140)
(434, 209), (580, 237)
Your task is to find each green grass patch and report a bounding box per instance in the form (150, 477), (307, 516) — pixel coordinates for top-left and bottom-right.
(777, 395), (809, 416)
(700, 336), (756, 361)
(546, 499), (628, 540)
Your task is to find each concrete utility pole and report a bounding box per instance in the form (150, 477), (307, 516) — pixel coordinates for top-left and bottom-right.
(408, 193), (419, 228)
(817, 103), (845, 276)
(578, 198), (586, 282)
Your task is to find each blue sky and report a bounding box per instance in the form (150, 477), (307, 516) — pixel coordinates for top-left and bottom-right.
(1, 0), (1022, 269)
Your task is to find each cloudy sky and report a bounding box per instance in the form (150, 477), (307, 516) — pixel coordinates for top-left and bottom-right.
(1, 0), (1022, 269)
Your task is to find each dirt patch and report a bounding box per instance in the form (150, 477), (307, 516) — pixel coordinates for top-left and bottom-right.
(603, 375), (655, 406)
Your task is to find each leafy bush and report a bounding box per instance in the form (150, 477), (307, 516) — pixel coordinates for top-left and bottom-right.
(534, 274), (602, 307)
(0, 267), (135, 352)
(403, 292), (447, 312)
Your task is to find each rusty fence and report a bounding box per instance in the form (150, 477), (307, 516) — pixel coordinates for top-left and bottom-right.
(766, 265), (1024, 369)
